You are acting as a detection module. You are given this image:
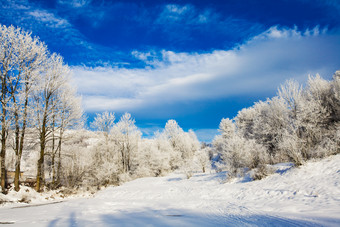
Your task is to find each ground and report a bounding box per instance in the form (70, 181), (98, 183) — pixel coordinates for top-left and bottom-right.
(0, 154), (340, 226)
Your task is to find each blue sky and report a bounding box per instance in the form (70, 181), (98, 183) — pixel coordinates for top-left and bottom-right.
(1, 0), (340, 141)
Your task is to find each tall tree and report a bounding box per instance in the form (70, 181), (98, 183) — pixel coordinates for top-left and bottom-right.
(0, 25), (47, 193)
(51, 84), (83, 188)
(32, 53), (69, 192)
(11, 30), (47, 192)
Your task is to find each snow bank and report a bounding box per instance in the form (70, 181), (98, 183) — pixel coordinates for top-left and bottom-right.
(0, 185), (94, 208)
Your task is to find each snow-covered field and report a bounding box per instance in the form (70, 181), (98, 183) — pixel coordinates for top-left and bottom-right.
(1, 155), (340, 226)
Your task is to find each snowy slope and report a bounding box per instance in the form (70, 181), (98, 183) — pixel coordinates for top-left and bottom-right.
(0, 154), (340, 226)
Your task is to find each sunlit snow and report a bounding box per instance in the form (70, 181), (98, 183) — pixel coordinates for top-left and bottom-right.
(1, 154), (339, 226)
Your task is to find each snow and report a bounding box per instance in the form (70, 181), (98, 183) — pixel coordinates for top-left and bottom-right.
(1, 154), (340, 226)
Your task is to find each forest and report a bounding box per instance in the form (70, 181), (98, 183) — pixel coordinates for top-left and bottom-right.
(0, 24), (339, 196)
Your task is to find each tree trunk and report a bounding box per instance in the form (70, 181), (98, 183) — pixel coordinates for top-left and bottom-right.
(1, 107), (7, 194)
(14, 103), (28, 191)
(36, 108), (48, 192)
(13, 95), (21, 192)
(36, 132), (45, 192)
(56, 137), (62, 186)
(1, 74), (8, 194)
(51, 152), (56, 187)
(0, 146), (7, 194)
(51, 116), (56, 187)
(13, 109), (21, 192)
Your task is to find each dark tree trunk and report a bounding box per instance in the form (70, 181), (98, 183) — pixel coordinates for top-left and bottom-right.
(56, 137), (62, 186)
(36, 129), (46, 192)
(14, 84), (29, 192)
(1, 105), (7, 194)
(36, 100), (49, 192)
(1, 75), (8, 194)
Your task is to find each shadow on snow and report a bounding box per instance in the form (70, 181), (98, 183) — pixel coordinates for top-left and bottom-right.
(47, 208), (339, 227)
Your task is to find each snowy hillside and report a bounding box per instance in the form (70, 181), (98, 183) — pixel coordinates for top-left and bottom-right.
(1, 154), (340, 226)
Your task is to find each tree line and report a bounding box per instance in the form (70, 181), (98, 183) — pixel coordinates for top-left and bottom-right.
(214, 72), (340, 179)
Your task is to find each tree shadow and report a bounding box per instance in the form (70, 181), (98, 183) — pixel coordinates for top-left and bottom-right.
(273, 163), (294, 175)
(46, 208), (340, 226)
(167, 177), (183, 182)
(98, 208), (337, 227)
(48, 212), (77, 227)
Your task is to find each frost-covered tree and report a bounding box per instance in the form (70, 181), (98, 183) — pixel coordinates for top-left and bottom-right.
(277, 74), (339, 164)
(162, 120), (199, 170)
(134, 138), (172, 177)
(295, 75), (339, 159)
(0, 25), (83, 193)
(10, 32), (46, 192)
(217, 72), (340, 175)
(219, 118), (235, 139)
(253, 98), (290, 162)
(0, 25), (47, 193)
(91, 111), (115, 153)
(276, 79), (306, 164)
(234, 107), (257, 140)
(111, 113), (141, 174)
(49, 84), (83, 188)
(194, 147), (210, 173)
(278, 79), (303, 119)
(214, 117), (268, 179)
(32, 53), (71, 192)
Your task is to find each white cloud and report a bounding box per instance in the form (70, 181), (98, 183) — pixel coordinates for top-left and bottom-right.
(72, 26), (340, 114)
(58, 0), (92, 8)
(0, 1), (95, 53)
(2, 0), (30, 10)
(156, 4), (215, 25)
(28, 9), (70, 28)
(250, 26), (325, 41)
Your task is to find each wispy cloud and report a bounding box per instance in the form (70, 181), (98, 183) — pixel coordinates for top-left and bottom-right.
(1, 0), (83, 45)
(73, 26), (340, 114)
(156, 4), (201, 24)
(153, 3), (264, 48)
(28, 9), (70, 28)
(0, 0), (130, 65)
(0, 1), (264, 65)
(156, 4), (222, 25)
(58, 0), (92, 8)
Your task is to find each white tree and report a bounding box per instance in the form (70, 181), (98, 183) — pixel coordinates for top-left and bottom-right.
(32, 53), (70, 192)
(214, 117), (268, 178)
(234, 107), (257, 140)
(111, 113), (141, 175)
(91, 111), (115, 139)
(49, 84), (83, 188)
(134, 138), (171, 177)
(0, 25), (47, 193)
(89, 111), (119, 185)
(91, 111), (115, 153)
(219, 118), (235, 139)
(296, 74), (337, 159)
(162, 120), (200, 175)
(194, 147), (210, 173)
